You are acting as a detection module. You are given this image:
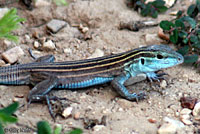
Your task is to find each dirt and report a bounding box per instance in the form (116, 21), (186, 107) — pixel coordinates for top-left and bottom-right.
(0, 0), (199, 134)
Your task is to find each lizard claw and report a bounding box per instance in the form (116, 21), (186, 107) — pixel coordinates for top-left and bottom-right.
(135, 92), (147, 102)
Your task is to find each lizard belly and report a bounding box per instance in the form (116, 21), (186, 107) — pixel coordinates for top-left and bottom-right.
(56, 77), (114, 89)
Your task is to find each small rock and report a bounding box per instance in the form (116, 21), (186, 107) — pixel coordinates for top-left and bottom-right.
(2, 46), (25, 64)
(163, 117), (185, 128)
(88, 49), (104, 59)
(79, 24), (89, 33)
(3, 40), (13, 48)
(124, 73), (146, 86)
(13, 97), (19, 102)
(35, 0), (50, 7)
(180, 108), (192, 125)
(93, 125), (105, 131)
(160, 80), (167, 88)
(0, 60), (5, 66)
(74, 112), (80, 120)
(180, 96), (197, 110)
(25, 34), (30, 40)
(145, 34), (162, 44)
(62, 107), (73, 118)
(180, 108), (192, 115)
(180, 117), (192, 125)
(118, 108), (123, 112)
(148, 118), (157, 123)
(47, 19), (67, 33)
(34, 41), (40, 48)
(158, 27), (169, 41)
(64, 48), (72, 55)
(158, 117), (185, 134)
(158, 123), (177, 134)
(0, 8), (9, 18)
(193, 102), (200, 120)
(42, 40), (56, 51)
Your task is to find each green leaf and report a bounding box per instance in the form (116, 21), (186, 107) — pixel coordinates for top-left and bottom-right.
(0, 113), (18, 124)
(176, 10), (183, 18)
(170, 29), (178, 43)
(67, 128), (83, 134)
(0, 122), (4, 134)
(180, 16), (196, 29)
(187, 4), (197, 16)
(0, 8), (25, 42)
(196, 0), (200, 11)
(175, 19), (185, 28)
(157, 6), (168, 12)
(152, 0), (165, 7)
(178, 31), (188, 38)
(160, 21), (174, 30)
(151, 10), (158, 18)
(183, 38), (189, 44)
(190, 35), (198, 43)
(177, 46), (189, 55)
(37, 121), (52, 134)
(184, 54), (198, 63)
(192, 42), (200, 49)
(0, 102), (19, 115)
(54, 124), (62, 134)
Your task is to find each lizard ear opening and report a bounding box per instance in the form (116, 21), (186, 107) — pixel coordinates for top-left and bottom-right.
(141, 58), (145, 65)
(157, 54), (163, 59)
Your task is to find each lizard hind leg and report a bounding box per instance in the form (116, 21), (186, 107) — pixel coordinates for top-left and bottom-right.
(27, 77), (58, 119)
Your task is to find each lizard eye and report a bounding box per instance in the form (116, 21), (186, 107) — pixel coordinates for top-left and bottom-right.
(141, 58), (145, 65)
(157, 54), (163, 59)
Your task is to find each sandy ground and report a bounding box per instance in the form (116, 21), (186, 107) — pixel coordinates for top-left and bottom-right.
(0, 0), (199, 133)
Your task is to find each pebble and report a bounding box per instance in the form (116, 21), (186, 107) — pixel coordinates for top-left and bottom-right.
(34, 41), (40, 48)
(74, 112), (80, 120)
(42, 40), (56, 50)
(64, 48), (72, 55)
(35, 0), (51, 7)
(179, 108), (192, 125)
(47, 19), (67, 33)
(160, 80), (167, 88)
(79, 24), (89, 33)
(2, 46), (25, 64)
(0, 8), (9, 18)
(124, 73), (146, 86)
(93, 125), (105, 131)
(3, 40), (13, 48)
(158, 123), (177, 134)
(25, 34), (30, 40)
(148, 118), (157, 123)
(88, 49), (104, 59)
(158, 117), (185, 134)
(62, 107), (73, 118)
(0, 60), (5, 66)
(193, 102), (200, 120)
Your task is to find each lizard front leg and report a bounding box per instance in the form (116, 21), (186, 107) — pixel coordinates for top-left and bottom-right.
(111, 73), (145, 101)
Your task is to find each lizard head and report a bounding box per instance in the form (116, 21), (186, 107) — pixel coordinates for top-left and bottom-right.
(127, 45), (184, 74)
